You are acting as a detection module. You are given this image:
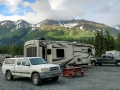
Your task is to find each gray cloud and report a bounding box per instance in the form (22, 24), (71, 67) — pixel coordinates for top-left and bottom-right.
(1, 0), (120, 26)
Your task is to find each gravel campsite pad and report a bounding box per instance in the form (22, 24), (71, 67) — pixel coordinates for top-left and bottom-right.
(0, 65), (120, 90)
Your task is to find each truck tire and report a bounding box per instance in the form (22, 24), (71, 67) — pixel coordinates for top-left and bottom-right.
(5, 71), (13, 81)
(116, 61), (120, 66)
(32, 73), (42, 86)
(91, 61), (96, 66)
(51, 76), (59, 81)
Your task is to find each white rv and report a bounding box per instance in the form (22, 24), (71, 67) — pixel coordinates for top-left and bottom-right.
(0, 54), (12, 65)
(106, 50), (120, 56)
(24, 39), (95, 68)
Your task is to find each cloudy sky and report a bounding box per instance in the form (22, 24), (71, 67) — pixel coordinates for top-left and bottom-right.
(0, 0), (120, 26)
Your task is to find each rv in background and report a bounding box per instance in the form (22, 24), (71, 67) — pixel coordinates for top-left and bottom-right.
(106, 50), (120, 56)
(0, 54), (12, 65)
(24, 39), (95, 68)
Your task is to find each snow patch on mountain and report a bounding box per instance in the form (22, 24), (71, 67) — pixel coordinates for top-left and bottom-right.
(28, 27), (36, 34)
(113, 25), (120, 30)
(80, 25), (83, 30)
(15, 19), (23, 25)
(59, 22), (78, 29)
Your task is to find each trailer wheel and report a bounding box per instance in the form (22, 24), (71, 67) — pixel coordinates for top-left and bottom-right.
(91, 61), (96, 66)
(116, 61), (120, 66)
(32, 73), (42, 86)
(5, 71), (13, 81)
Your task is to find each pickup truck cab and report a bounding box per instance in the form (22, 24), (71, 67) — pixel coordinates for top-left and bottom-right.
(90, 54), (120, 66)
(2, 57), (61, 86)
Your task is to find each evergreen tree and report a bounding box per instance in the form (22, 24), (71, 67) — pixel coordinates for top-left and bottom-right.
(116, 33), (120, 51)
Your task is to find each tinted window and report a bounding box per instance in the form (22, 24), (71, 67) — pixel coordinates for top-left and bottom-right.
(108, 56), (111, 58)
(5, 59), (16, 64)
(42, 47), (46, 59)
(108, 55), (114, 58)
(22, 59), (29, 66)
(88, 48), (91, 53)
(56, 49), (64, 57)
(102, 56), (106, 58)
(6, 56), (10, 58)
(29, 58), (47, 65)
(47, 49), (51, 55)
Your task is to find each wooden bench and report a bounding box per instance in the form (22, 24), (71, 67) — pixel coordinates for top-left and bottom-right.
(62, 66), (84, 78)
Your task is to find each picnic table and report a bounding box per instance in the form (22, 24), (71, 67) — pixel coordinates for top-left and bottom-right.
(62, 66), (84, 78)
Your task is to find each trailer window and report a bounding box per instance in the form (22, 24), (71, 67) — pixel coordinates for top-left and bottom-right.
(88, 48), (91, 53)
(56, 49), (64, 57)
(27, 47), (37, 57)
(6, 56), (10, 58)
(47, 49), (51, 55)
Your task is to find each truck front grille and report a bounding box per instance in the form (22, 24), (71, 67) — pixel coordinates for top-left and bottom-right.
(50, 67), (59, 71)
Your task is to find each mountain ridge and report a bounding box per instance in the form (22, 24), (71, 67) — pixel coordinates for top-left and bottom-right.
(0, 19), (120, 46)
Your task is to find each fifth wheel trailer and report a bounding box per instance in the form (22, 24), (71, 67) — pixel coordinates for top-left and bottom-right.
(24, 39), (95, 68)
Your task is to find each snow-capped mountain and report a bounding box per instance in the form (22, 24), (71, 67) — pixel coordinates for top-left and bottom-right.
(113, 25), (120, 30)
(0, 19), (105, 32)
(0, 19), (120, 46)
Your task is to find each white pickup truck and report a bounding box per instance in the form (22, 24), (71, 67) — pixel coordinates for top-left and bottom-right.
(2, 57), (61, 86)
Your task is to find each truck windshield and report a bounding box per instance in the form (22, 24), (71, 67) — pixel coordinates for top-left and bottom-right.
(29, 58), (48, 65)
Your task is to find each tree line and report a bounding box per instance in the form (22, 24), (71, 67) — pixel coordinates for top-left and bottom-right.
(82, 30), (120, 57)
(0, 30), (120, 57)
(0, 45), (23, 57)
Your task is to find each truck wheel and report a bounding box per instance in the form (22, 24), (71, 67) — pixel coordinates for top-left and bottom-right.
(91, 61), (96, 66)
(116, 61), (120, 66)
(32, 73), (42, 86)
(51, 76), (59, 81)
(5, 71), (13, 81)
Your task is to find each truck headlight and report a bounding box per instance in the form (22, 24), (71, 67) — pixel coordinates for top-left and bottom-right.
(41, 68), (49, 72)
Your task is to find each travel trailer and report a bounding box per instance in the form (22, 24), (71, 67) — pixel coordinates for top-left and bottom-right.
(0, 54), (12, 65)
(24, 39), (95, 68)
(106, 50), (120, 56)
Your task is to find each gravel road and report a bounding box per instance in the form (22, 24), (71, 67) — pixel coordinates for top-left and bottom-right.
(0, 65), (120, 90)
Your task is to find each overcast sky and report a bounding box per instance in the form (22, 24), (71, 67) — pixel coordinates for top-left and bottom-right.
(0, 0), (120, 26)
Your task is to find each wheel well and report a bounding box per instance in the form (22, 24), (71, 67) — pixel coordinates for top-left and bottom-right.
(5, 70), (10, 77)
(91, 60), (96, 63)
(6, 70), (10, 73)
(31, 71), (39, 78)
(116, 60), (120, 64)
